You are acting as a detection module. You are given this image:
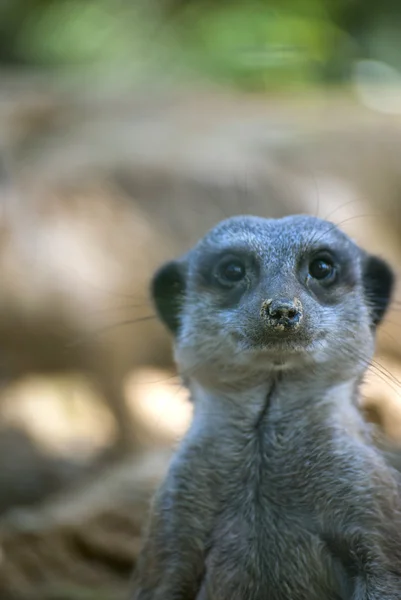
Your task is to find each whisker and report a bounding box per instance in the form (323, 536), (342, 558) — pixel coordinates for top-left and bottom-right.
(90, 301), (152, 314)
(322, 199), (367, 223)
(67, 315), (157, 348)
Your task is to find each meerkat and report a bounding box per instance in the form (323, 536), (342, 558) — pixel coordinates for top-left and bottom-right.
(131, 214), (401, 600)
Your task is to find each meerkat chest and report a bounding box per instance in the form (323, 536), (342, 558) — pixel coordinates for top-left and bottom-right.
(200, 513), (349, 600)
(195, 429), (352, 600)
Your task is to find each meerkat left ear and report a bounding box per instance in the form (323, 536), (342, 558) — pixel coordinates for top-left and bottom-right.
(151, 259), (187, 335)
(363, 254), (395, 327)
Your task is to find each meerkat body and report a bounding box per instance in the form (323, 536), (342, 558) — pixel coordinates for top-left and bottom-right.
(132, 215), (401, 600)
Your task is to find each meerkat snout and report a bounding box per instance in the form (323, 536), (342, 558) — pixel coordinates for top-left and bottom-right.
(260, 297), (303, 331)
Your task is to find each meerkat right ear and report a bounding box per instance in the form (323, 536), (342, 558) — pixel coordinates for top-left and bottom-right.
(363, 254), (395, 327)
(151, 260), (187, 335)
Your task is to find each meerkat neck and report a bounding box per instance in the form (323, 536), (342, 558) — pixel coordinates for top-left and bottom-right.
(188, 375), (361, 437)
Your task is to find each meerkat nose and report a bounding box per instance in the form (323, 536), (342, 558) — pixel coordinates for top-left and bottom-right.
(260, 297), (303, 331)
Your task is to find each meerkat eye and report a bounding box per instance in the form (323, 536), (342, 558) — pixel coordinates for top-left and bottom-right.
(309, 257), (336, 282)
(216, 258), (246, 285)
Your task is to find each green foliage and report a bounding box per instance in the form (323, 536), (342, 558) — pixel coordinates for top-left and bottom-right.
(173, 3), (344, 89)
(14, 1), (150, 66)
(0, 0), (351, 90)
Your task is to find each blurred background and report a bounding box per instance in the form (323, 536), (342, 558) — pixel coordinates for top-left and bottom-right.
(0, 1), (401, 598)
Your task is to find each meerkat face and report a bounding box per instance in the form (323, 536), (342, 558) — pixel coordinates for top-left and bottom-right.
(151, 215), (394, 386)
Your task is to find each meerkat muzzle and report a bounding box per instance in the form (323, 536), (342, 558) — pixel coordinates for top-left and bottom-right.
(260, 297), (303, 331)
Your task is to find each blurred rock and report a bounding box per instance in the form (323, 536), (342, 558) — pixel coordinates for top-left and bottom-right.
(0, 426), (84, 517)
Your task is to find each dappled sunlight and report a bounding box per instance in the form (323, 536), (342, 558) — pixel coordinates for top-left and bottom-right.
(124, 368), (192, 443)
(0, 368), (191, 461)
(0, 374), (116, 459)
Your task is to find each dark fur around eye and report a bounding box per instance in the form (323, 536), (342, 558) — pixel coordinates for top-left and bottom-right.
(151, 261), (186, 334)
(215, 258), (247, 286)
(309, 257), (336, 282)
(195, 249), (255, 290)
(305, 247), (340, 284)
(362, 254), (395, 327)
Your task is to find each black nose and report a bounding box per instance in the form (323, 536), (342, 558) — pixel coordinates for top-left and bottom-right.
(260, 298), (303, 330)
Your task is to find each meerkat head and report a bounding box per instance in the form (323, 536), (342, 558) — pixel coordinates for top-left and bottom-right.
(151, 215), (394, 388)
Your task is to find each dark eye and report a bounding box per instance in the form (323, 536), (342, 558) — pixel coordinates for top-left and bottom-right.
(309, 257), (336, 282)
(216, 259), (246, 284)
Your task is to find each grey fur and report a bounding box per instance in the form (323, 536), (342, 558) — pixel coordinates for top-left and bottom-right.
(131, 214), (401, 600)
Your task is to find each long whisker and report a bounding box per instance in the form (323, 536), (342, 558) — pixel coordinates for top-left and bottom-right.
(321, 199), (369, 224)
(67, 315), (158, 348)
(338, 339), (401, 395)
